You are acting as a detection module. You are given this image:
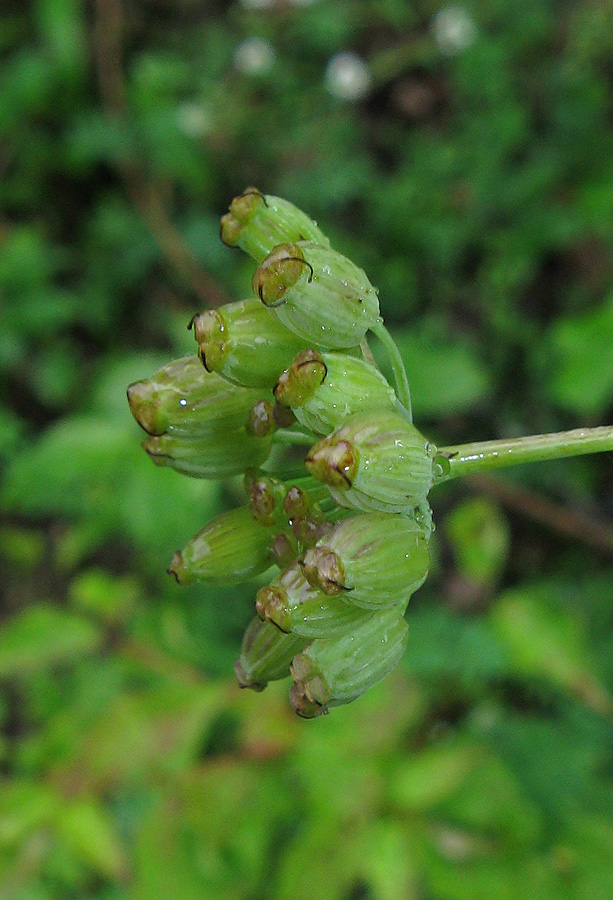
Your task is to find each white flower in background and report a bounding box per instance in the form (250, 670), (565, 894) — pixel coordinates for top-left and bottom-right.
(176, 103), (213, 138)
(432, 6), (477, 55)
(234, 37), (276, 75)
(325, 52), (372, 101)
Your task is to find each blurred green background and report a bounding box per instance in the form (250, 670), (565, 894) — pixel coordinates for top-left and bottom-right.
(1, 1), (613, 898)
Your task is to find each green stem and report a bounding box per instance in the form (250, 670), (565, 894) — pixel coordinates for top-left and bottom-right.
(371, 319), (412, 422)
(273, 429), (316, 447)
(435, 426), (613, 483)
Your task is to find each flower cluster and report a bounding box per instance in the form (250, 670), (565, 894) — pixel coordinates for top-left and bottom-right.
(128, 188), (444, 717)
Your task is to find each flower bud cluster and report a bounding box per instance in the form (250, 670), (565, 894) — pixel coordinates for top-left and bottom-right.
(128, 188), (439, 717)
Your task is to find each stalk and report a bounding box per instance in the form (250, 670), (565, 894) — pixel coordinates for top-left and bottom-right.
(273, 429), (317, 446)
(435, 426), (613, 483)
(370, 319), (412, 422)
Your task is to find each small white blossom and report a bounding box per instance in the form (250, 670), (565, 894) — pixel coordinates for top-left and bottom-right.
(325, 52), (372, 101)
(234, 37), (275, 75)
(176, 103), (213, 138)
(432, 6), (477, 55)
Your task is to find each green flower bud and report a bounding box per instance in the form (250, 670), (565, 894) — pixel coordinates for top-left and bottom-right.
(305, 410), (435, 513)
(168, 507), (274, 586)
(282, 485), (312, 519)
(142, 424), (272, 479)
(245, 471), (284, 526)
(301, 513), (429, 609)
(252, 242), (380, 350)
(220, 188), (329, 263)
(275, 349), (396, 435)
(291, 509), (326, 548)
(191, 299), (309, 389)
(234, 616), (308, 692)
(289, 607), (409, 717)
(256, 563), (374, 639)
(127, 355), (266, 438)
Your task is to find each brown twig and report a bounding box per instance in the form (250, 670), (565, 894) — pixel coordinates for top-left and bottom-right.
(93, 0), (231, 308)
(466, 472), (613, 556)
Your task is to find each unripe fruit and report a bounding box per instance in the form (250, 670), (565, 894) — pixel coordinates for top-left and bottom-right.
(306, 410), (435, 513)
(301, 512), (429, 608)
(168, 507), (274, 586)
(289, 607), (409, 717)
(220, 188), (329, 263)
(252, 242), (380, 350)
(274, 349), (396, 434)
(234, 616), (308, 691)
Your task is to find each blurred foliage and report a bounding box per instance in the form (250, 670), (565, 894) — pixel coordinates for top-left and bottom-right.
(0, 0), (612, 898)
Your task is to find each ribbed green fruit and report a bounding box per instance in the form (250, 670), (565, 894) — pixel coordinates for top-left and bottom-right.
(252, 242), (380, 350)
(274, 349), (396, 434)
(191, 298), (309, 389)
(127, 355), (265, 437)
(301, 512), (429, 608)
(256, 562), (375, 638)
(305, 410), (435, 513)
(234, 617), (308, 692)
(289, 607), (409, 717)
(220, 188), (329, 262)
(142, 425), (271, 478)
(168, 507), (275, 586)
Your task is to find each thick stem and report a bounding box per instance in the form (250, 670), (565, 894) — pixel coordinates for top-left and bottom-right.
(435, 426), (613, 483)
(370, 319), (413, 423)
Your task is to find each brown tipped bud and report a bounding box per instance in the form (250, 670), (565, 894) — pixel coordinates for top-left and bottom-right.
(301, 546), (346, 595)
(191, 298), (309, 389)
(291, 510), (325, 548)
(289, 607), (409, 714)
(306, 411), (435, 514)
(253, 242), (379, 350)
(247, 473), (278, 526)
(305, 439), (359, 489)
(229, 186), (263, 223)
(273, 403), (297, 429)
(127, 380), (164, 436)
(221, 188), (329, 263)
(247, 399), (277, 438)
(289, 681), (328, 718)
(283, 485), (311, 519)
(279, 351), (396, 436)
(274, 349), (327, 408)
(252, 243), (311, 308)
(168, 507), (275, 586)
(191, 309), (228, 373)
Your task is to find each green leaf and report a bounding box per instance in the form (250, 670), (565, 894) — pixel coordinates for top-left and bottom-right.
(384, 328), (493, 418)
(445, 498), (510, 585)
(544, 292), (613, 416)
(0, 605), (101, 678)
(490, 584), (612, 715)
(53, 799), (126, 880)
